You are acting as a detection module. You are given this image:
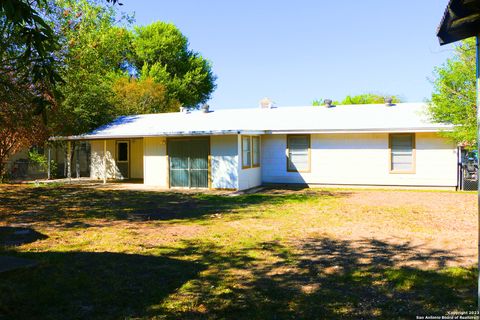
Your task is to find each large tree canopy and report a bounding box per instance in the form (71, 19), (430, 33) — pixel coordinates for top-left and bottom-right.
(0, 0), (121, 86)
(47, 1), (216, 136)
(132, 21), (217, 108)
(0, 0), (217, 180)
(49, 0), (132, 136)
(428, 38), (476, 148)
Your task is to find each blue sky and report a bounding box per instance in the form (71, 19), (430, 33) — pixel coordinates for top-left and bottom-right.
(121, 0), (455, 109)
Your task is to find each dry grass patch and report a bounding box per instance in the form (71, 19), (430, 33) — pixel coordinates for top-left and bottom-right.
(0, 183), (477, 319)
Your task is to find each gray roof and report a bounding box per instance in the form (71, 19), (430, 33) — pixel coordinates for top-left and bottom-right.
(51, 103), (454, 141)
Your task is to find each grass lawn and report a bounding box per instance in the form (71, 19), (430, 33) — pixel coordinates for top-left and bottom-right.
(0, 183), (477, 319)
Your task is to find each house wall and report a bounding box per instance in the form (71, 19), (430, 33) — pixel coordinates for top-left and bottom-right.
(90, 138), (144, 180)
(130, 139), (144, 179)
(237, 135), (262, 190)
(210, 135), (238, 189)
(143, 137), (168, 187)
(261, 132), (458, 187)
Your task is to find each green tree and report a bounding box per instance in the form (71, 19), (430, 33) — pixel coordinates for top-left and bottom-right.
(0, 0), (120, 87)
(428, 38), (476, 148)
(49, 0), (132, 136)
(0, 8), (53, 180)
(313, 93), (401, 106)
(111, 77), (179, 115)
(132, 21), (216, 108)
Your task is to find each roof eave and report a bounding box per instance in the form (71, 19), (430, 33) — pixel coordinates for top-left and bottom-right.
(269, 127), (454, 134)
(437, 0), (480, 45)
(49, 130), (266, 141)
(49, 127), (454, 141)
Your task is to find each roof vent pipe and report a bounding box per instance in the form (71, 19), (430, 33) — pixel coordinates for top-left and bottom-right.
(324, 99), (333, 108)
(201, 104), (210, 113)
(384, 97), (393, 106)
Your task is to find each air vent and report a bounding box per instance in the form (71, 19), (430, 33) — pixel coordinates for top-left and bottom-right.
(384, 97), (394, 106)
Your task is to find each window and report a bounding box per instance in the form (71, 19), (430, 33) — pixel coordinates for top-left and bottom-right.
(389, 133), (415, 173)
(242, 136), (251, 168)
(252, 136), (260, 167)
(242, 135), (261, 169)
(287, 135), (310, 172)
(117, 141), (129, 162)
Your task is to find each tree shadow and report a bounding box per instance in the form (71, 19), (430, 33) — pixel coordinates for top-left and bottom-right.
(0, 251), (204, 319)
(0, 237), (475, 319)
(0, 185), (351, 227)
(156, 237), (476, 319)
(0, 226), (48, 247)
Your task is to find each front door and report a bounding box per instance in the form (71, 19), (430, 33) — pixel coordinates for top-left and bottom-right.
(116, 141), (129, 179)
(168, 138), (209, 188)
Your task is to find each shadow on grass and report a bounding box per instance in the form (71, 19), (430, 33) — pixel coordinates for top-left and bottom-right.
(159, 238), (477, 319)
(0, 227), (48, 247)
(0, 251), (205, 319)
(0, 185), (350, 227)
(0, 237), (476, 319)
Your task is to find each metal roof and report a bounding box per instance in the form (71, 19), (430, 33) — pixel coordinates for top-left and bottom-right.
(437, 0), (480, 45)
(50, 103), (454, 141)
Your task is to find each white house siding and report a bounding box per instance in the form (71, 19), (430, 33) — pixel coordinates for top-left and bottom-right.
(143, 137), (168, 187)
(261, 133), (457, 187)
(237, 135), (262, 190)
(90, 138), (144, 180)
(210, 135), (238, 189)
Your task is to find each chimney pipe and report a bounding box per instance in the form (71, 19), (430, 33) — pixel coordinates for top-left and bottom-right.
(259, 97), (274, 109)
(179, 106), (190, 113)
(201, 104), (210, 113)
(324, 99), (333, 108)
(384, 97), (393, 106)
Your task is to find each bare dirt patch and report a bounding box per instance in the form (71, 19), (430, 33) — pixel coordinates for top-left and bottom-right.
(330, 190), (478, 268)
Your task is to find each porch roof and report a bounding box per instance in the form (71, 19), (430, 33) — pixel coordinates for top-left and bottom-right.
(50, 103), (453, 141)
(437, 0), (480, 45)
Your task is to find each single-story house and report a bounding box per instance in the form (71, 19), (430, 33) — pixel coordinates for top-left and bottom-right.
(51, 102), (458, 190)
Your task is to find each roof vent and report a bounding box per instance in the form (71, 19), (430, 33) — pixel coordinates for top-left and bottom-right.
(201, 104), (210, 113)
(179, 106), (190, 113)
(384, 97), (394, 106)
(259, 97), (274, 109)
(324, 99), (334, 108)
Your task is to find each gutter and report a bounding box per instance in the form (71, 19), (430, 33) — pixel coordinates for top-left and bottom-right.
(49, 127), (453, 141)
(49, 130), (267, 141)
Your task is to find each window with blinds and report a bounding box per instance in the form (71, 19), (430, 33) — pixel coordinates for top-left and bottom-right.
(390, 133), (415, 173)
(287, 135), (310, 172)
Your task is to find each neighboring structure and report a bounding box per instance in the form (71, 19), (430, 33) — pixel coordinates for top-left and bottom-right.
(5, 142), (90, 180)
(51, 103), (458, 190)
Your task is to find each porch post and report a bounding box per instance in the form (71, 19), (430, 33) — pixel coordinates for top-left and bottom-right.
(47, 146), (51, 180)
(103, 139), (107, 184)
(75, 143), (80, 178)
(67, 141), (72, 181)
